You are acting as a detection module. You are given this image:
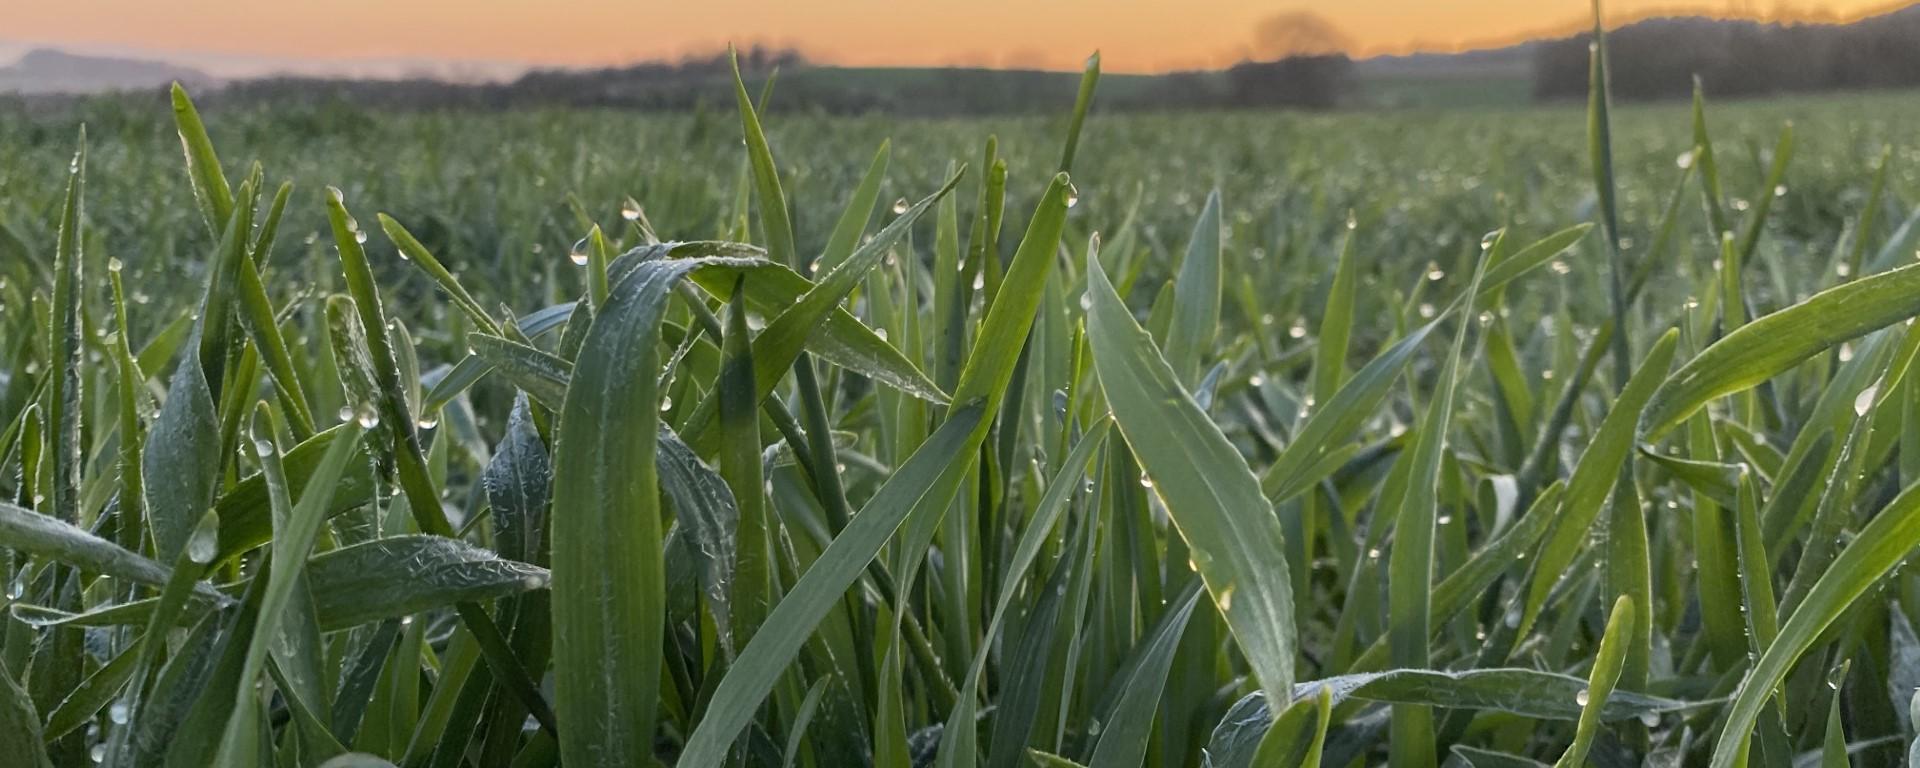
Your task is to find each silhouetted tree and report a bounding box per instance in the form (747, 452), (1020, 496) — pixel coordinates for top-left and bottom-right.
(1226, 55), (1354, 109)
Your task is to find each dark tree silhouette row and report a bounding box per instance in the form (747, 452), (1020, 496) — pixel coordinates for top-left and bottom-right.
(193, 46), (1352, 116)
(1533, 6), (1920, 102)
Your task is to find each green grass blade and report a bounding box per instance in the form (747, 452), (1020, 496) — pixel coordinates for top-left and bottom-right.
(1551, 595), (1633, 768)
(1087, 583), (1201, 768)
(306, 537), (547, 630)
(547, 259), (698, 766)
(170, 84), (234, 236)
(1519, 329), (1677, 639)
(0, 661), (52, 768)
(721, 284), (770, 649)
(937, 419), (1110, 768)
(1087, 243), (1295, 707)
(1708, 475), (1920, 768)
(678, 403), (985, 767)
(1642, 262), (1920, 439)
(212, 405), (361, 766)
(1387, 238), (1487, 768)
(1058, 52), (1099, 172)
(326, 188), (452, 537)
(1165, 189), (1221, 384)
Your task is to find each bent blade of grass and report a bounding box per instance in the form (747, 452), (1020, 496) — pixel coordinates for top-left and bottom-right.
(1086, 244), (1296, 708)
(1708, 474), (1920, 768)
(682, 171), (964, 452)
(0, 501), (212, 593)
(1642, 262), (1920, 439)
(1263, 321), (1435, 504)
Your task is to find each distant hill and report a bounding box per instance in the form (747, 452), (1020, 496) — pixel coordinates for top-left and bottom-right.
(1532, 2), (1920, 101)
(0, 48), (215, 95)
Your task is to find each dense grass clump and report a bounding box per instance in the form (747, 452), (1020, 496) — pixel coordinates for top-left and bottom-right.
(3, 21), (1920, 768)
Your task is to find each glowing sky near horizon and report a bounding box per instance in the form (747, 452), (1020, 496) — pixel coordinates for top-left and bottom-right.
(2, 0), (1896, 74)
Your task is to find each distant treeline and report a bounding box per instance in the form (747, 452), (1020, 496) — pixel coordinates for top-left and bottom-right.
(1533, 7), (1920, 101)
(200, 46), (1354, 116)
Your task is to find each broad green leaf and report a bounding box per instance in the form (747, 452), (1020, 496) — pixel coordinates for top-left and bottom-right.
(1087, 245), (1295, 708)
(547, 257), (699, 767)
(306, 536), (548, 630)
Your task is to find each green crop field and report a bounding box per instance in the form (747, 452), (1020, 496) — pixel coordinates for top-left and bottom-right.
(3, 28), (1920, 768)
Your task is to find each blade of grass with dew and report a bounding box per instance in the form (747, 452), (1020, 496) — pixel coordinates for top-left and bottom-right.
(1518, 328), (1677, 640)
(546, 257), (713, 767)
(1386, 242), (1486, 768)
(680, 172), (1074, 768)
(1087, 239), (1296, 710)
(325, 188), (451, 537)
(936, 419), (1110, 768)
(1707, 474), (1920, 768)
(1642, 262), (1920, 439)
(1551, 595), (1632, 768)
(170, 84), (233, 235)
(212, 404), (361, 767)
(46, 130), (83, 533)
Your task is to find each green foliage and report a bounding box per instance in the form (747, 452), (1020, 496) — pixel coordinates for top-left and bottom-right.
(1, 22), (1919, 768)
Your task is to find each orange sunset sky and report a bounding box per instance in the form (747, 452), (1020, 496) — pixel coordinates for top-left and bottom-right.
(2, 0), (1905, 75)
